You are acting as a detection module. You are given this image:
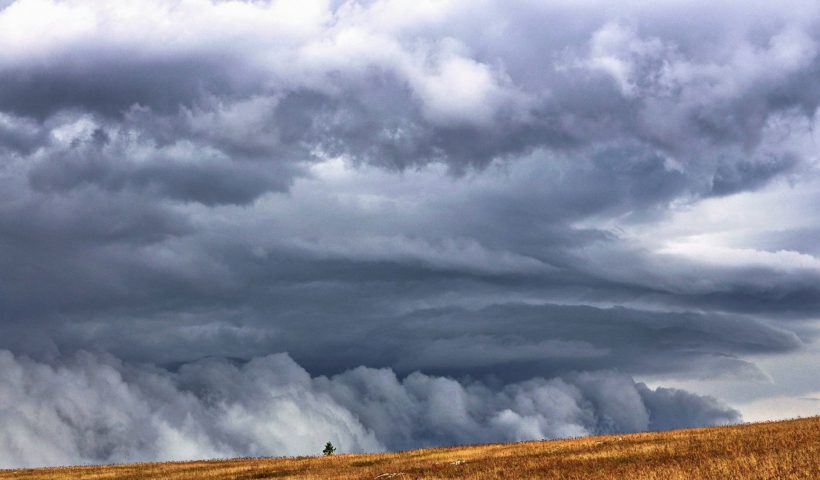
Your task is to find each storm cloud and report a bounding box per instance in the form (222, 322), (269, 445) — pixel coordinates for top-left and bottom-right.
(0, 350), (739, 469)
(0, 0), (819, 468)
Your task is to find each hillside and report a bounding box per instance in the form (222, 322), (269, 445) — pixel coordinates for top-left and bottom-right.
(2, 416), (817, 480)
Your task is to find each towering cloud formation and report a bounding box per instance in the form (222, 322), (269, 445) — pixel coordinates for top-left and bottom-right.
(0, 0), (819, 468)
(0, 350), (738, 469)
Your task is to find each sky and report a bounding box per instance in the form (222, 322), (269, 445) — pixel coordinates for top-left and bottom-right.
(1, 0), (819, 469)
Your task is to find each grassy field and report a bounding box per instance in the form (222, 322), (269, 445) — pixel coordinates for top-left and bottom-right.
(1, 416), (817, 479)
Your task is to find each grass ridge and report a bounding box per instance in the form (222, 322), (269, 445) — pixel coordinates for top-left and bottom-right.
(2, 416), (818, 479)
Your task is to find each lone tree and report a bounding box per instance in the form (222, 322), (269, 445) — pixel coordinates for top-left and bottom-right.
(323, 441), (336, 456)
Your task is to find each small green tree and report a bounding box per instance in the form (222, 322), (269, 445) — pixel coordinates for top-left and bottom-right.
(323, 441), (336, 456)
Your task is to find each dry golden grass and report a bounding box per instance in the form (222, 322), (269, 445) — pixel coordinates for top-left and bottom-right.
(2, 416), (817, 479)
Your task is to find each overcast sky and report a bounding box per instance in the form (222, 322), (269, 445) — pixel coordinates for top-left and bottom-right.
(1, 0), (819, 469)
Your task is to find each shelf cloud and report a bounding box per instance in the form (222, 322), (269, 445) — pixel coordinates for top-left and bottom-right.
(0, 350), (738, 469)
(0, 0), (819, 468)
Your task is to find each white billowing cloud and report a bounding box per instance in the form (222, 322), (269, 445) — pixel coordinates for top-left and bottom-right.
(412, 52), (517, 125)
(0, 350), (739, 469)
(0, 350), (381, 468)
(584, 22), (666, 98)
(0, 0), (329, 63)
(4, 0), (817, 147)
(0, 0), (525, 127)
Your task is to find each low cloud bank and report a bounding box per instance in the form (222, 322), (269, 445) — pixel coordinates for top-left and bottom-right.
(0, 350), (739, 469)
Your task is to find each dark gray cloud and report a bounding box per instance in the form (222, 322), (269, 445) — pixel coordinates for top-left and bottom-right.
(2, 0), (818, 180)
(1, 0), (819, 468)
(15, 300), (798, 383)
(26, 126), (296, 205)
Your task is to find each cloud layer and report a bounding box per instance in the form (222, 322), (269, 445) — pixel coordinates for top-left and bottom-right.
(1, 0), (819, 467)
(0, 350), (738, 469)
